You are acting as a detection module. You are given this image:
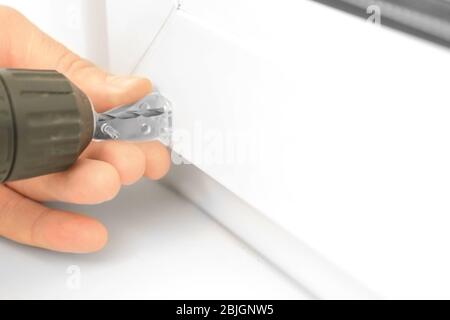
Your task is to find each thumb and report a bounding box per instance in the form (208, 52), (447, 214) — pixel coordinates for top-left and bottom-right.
(0, 6), (151, 112)
(56, 58), (152, 112)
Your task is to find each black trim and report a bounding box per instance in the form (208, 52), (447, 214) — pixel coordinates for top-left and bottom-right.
(311, 0), (450, 49)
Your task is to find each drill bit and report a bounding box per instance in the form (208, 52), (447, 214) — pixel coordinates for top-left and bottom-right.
(93, 92), (172, 144)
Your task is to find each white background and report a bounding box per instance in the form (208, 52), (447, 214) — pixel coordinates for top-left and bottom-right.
(138, 0), (450, 299)
(1, 0), (450, 299)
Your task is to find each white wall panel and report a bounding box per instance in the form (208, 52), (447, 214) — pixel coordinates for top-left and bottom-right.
(106, 0), (175, 74)
(136, 1), (450, 298)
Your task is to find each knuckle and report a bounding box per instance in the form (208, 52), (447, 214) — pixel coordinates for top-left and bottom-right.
(55, 49), (93, 78)
(0, 186), (22, 235)
(29, 207), (51, 245)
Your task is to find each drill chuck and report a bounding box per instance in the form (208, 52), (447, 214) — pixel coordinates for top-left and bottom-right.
(0, 69), (93, 183)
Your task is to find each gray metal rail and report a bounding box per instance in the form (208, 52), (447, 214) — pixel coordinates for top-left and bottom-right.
(313, 0), (450, 47)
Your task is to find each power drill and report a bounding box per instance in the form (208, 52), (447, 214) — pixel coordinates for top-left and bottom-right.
(0, 68), (172, 183)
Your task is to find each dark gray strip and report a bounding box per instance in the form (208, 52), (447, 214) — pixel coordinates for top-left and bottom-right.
(312, 0), (450, 48)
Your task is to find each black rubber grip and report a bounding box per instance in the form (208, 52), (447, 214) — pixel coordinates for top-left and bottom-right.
(0, 76), (14, 182)
(0, 69), (93, 182)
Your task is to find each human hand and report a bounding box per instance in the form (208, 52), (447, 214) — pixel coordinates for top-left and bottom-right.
(0, 6), (171, 253)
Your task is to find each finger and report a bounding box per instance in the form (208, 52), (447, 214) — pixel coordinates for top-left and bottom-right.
(81, 141), (146, 185)
(135, 142), (171, 180)
(0, 6), (151, 111)
(0, 185), (107, 253)
(7, 158), (121, 204)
